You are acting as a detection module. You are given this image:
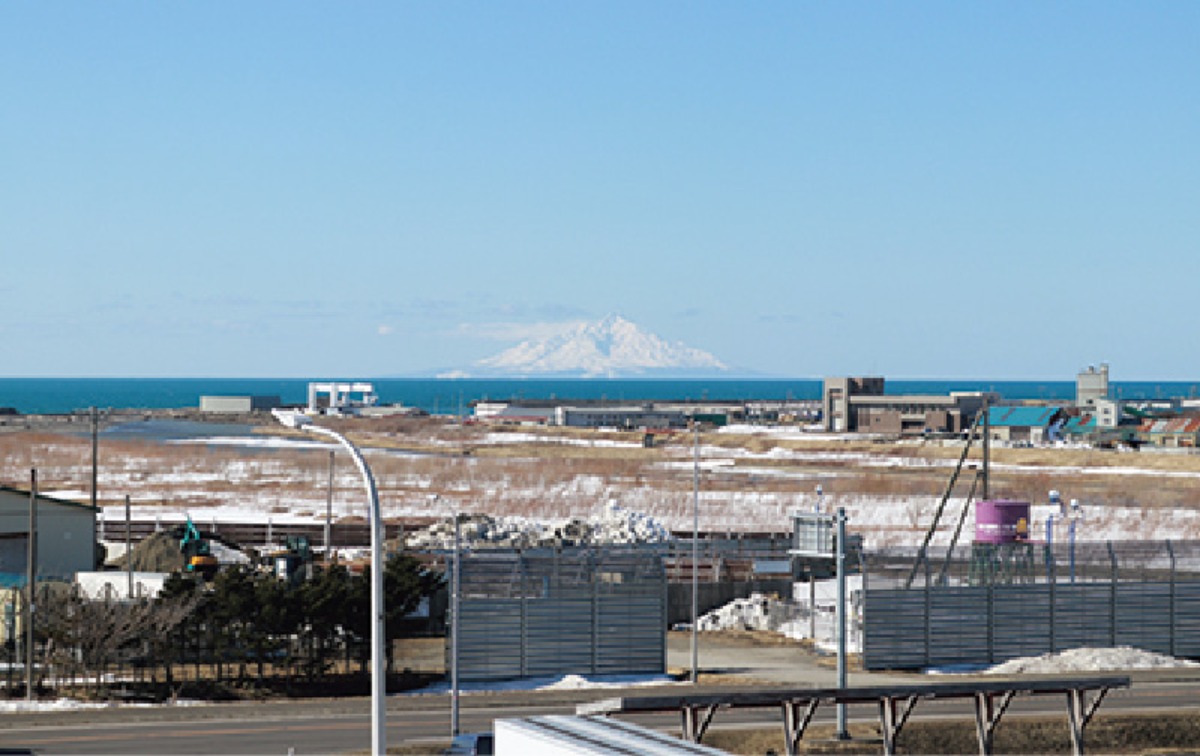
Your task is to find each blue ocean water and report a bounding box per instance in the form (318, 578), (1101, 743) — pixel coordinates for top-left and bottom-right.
(2, 377), (1199, 416)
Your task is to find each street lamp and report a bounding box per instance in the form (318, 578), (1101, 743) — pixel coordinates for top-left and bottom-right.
(274, 410), (386, 756)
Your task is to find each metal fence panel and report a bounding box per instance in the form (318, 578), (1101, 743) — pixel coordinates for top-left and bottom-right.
(862, 589), (928, 669)
(863, 541), (1200, 670)
(451, 548), (666, 681)
(1174, 583), (1200, 657)
(991, 584), (1052, 661)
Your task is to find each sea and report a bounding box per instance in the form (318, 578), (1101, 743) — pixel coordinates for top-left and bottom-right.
(2, 377), (1200, 416)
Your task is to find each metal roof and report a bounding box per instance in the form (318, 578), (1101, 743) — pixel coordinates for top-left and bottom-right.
(495, 715), (727, 755)
(0, 485), (99, 513)
(1140, 417), (1200, 434)
(986, 406), (1062, 427)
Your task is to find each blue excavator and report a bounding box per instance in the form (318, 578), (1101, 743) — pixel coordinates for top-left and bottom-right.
(179, 516), (220, 579)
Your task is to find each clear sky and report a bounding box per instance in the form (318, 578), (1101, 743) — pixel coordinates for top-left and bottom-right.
(2, 3), (1197, 380)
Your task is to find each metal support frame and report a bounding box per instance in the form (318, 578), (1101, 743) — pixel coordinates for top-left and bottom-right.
(1067, 687), (1109, 756)
(972, 690), (1015, 755)
(781, 699), (821, 756)
(905, 411), (984, 589)
(681, 703), (719, 742)
(582, 676), (1129, 756)
(879, 695), (920, 755)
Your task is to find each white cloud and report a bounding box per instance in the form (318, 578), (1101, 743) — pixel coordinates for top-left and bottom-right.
(377, 325), (394, 336)
(456, 320), (584, 342)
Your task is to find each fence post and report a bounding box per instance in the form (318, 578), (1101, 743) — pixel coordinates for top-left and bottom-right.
(591, 550), (599, 676)
(1167, 540), (1176, 657)
(1046, 543), (1057, 653)
(987, 582), (995, 665)
(1108, 541), (1119, 648)
(923, 554), (931, 668)
(518, 552), (528, 681)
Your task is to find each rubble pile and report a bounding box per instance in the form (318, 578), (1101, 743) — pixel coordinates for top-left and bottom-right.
(405, 501), (672, 551)
(692, 592), (800, 633)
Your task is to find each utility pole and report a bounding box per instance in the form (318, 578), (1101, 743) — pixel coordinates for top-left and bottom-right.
(691, 418), (699, 684)
(26, 469), (38, 702)
(450, 512), (461, 737)
(125, 495), (133, 598)
(90, 407), (99, 511)
(981, 397), (990, 500)
(325, 449), (335, 559)
(835, 507), (848, 740)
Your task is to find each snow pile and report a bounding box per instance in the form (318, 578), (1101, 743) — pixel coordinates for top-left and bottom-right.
(985, 646), (1200, 675)
(692, 592), (799, 632)
(684, 582), (865, 654)
(538, 673), (678, 691)
(0, 698), (206, 712)
(407, 673), (678, 696)
(405, 502), (672, 550)
(209, 539), (251, 565)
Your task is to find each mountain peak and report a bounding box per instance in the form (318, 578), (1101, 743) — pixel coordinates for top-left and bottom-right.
(468, 316), (729, 378)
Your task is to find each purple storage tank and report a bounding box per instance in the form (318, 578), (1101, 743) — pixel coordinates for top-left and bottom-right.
(974, 500), (1031, 544)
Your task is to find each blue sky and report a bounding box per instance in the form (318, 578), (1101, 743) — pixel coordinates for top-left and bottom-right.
(2, 3), (1197, 379)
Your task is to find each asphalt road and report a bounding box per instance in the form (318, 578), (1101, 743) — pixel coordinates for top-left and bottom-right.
(4, 679), (1200, 755)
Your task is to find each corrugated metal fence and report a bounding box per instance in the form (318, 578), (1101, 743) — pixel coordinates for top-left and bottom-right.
(863, 540), (1200, 670)
(451, 547), (666, 681)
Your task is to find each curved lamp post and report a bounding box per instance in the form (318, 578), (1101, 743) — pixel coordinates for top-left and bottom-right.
(275, 410), (385, 755)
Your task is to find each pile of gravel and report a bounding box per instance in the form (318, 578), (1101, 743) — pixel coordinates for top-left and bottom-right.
(117, 532), (186, 572)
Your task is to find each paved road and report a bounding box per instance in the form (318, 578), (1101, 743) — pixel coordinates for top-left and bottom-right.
(7, 632), (1200, 755)
(4, 678), (1200, 755)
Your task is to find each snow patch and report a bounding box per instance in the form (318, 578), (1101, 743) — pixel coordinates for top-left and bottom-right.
(984, 646), (1200, 674)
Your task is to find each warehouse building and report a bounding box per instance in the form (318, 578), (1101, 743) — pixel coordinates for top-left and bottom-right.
(822, 377), (995, 435)
(199, 395), (281, 414)
(554, 405), (688, 430)
(0, 486), (98, 585)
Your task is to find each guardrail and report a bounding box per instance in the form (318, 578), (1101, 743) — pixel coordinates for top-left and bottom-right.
(579, 675), (1131, 756)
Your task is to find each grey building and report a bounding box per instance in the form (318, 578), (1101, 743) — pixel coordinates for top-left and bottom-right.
(1076, 364), (1110, 410)
(553, 405), (688, 430)
(0, 486), (98, 583)
(199, 395), (281, 414)
(822, 377), (995, 435)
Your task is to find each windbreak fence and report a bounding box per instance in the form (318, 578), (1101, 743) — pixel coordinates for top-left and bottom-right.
(450, 547), (667, 681)
(863, 540), (1200, 670)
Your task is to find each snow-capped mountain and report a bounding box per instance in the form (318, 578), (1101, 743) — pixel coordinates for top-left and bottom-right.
(465, 315), (730, 378)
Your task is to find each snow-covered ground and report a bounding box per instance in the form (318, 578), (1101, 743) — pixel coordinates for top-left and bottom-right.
(8, 424), (1200, 550)
(0, 698), (207, 712)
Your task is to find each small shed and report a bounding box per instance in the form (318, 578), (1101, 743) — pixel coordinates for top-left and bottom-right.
(0, 486), (98, 584)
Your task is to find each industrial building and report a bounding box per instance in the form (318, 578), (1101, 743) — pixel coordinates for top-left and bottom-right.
(307, 381), (379, 416)
(0, 486), (98, 585)
(821, 376), (995, 434)
(199, 395), (281, 414)
(554, 405), (688, 430)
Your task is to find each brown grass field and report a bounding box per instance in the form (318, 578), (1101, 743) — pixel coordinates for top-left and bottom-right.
(2, 417), (1199, 540)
